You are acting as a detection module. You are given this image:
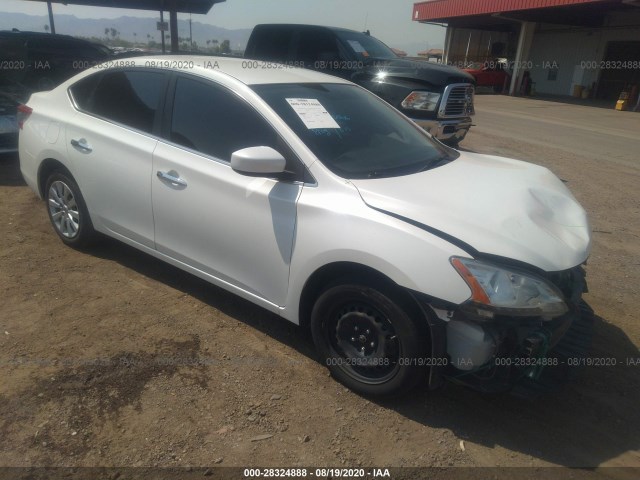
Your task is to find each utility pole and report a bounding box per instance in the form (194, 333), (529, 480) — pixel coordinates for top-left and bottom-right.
(464, 32), (472, 67)
(159, 0), (166, 54)
(160, 9), (166, 53)
(47, 0), (56, 34)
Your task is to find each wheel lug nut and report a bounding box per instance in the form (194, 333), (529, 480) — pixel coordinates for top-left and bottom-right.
(354, 326), (359, 331)
(370, 342), (375, 347)
(366, 329), (370, 334)
(351, 337), (355, 342)
(360, 347), (365, 352)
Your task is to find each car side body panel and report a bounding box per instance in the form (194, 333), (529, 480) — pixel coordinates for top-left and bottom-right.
(152, 139), (302, 307)
(64, 110), (158, 248)
(19, 90), (72, 196)
(281, 172), (472, 324)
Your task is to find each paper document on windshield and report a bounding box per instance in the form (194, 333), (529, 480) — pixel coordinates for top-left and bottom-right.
(347, 40), (369, 57)
(286, 98), (341, 129)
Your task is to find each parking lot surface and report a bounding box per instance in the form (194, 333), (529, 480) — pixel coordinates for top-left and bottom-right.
(0, 95), (638, 473)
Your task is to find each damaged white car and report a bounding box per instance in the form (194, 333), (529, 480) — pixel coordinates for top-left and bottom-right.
(19, 57), (593, 397)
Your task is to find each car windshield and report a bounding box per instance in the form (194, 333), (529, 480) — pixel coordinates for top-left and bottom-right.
(252, 83), (458, 179)
(335, 31), (397, 60)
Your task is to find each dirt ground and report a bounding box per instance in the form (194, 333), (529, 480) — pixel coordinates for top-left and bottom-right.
(0, 95), (639, 477)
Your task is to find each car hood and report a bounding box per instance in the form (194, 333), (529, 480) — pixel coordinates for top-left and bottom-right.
(350, 152), (591, 272)
(363, 57), (474, 86)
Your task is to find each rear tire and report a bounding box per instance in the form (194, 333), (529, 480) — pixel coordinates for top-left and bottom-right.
(310, 279), (428, 397)
(45, 172), (95, 248)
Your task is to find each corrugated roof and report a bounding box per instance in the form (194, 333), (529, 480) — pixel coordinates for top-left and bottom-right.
(26, 0), (225, 14)
(417, 48), (443, 56)
(413, 0), (609, 22)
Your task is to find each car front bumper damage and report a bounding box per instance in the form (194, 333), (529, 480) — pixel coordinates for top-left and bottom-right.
(414, 266), (593, 397)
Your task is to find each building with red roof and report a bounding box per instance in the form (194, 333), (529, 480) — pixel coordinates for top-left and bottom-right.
(412, 0), (640, 100)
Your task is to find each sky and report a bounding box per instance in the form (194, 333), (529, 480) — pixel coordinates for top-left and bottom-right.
(0, 0), (445, 50)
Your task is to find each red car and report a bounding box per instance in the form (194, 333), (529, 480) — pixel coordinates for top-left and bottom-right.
(464, 62), (511, 92)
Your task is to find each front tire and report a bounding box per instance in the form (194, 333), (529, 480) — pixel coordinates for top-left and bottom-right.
(45, 172), (95, 248)
(311, 279), (428, 397)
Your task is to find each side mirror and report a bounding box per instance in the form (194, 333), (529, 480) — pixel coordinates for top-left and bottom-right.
(230, 146), (286, 175)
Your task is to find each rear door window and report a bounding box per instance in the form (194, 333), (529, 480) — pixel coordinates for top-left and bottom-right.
(70, 70), (167, 134)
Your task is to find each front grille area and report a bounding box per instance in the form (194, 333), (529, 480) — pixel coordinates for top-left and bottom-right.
(439, 84), (475, 118)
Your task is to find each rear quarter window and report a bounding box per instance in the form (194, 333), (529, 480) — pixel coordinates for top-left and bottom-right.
(69, 73), (102, 110)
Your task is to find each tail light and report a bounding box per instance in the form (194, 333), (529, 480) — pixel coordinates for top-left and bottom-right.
(17, 104), (33, 130)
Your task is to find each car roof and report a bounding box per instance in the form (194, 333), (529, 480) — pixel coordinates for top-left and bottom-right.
(253, 24), (363, 35)
(0, 30), (85, 41)
(108, 55), (352, 86)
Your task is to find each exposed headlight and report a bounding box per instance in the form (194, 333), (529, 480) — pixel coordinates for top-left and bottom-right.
(451, 257), (568, 319)
(401, 91), (440, 111)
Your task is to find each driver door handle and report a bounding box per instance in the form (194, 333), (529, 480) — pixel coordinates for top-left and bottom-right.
(157, 170), (187, 187)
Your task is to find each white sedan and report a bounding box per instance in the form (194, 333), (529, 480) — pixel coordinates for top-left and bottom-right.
(19, 56), (593, 397)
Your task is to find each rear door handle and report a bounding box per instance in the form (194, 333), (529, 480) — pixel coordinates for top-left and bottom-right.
(157, 170), (187, 187)
(70, 138), (92, 152)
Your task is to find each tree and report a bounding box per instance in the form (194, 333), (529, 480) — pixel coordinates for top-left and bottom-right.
(220, 39), (231, 54)
(110, 28), (118, 40)
(44, 24), (49, 33)
(104, 27), (110, 40)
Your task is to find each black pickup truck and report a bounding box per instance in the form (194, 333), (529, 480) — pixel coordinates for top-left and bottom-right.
(245, 24), (475, 146)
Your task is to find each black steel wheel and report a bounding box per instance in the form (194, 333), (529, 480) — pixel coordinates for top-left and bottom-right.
(311, 279), (428, 397)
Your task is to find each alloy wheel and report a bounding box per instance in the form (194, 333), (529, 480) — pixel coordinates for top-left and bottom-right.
(48, 180), (80, 238)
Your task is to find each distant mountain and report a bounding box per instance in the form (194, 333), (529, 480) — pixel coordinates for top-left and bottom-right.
(0, 12), (252, 51)
(0, 12), (441, 56)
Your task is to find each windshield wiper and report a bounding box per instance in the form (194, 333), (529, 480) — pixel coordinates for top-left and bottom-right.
(421, 156), (450, 171)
